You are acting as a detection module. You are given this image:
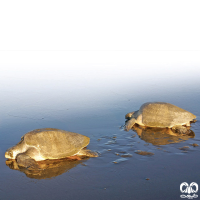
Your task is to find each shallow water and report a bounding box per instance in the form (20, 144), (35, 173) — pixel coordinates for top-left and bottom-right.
(0, 66), (200, 200)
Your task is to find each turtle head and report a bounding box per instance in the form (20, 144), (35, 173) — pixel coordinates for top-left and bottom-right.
(5, 147), (16, 159)
(5, 142), (24, 159)
(5, 137), (26, 159)
(125, 111), (135, 119)
(125, 110), (140, 119)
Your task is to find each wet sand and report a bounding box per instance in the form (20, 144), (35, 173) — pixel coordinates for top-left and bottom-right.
(1, 107), (199, 200)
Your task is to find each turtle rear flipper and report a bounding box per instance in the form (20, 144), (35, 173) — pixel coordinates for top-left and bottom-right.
(171, 125), (194, 135)
(78, 149), (98, 157)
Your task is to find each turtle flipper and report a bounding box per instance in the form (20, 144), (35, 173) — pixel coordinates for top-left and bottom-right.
(16, 147), (41, 170)
(125, 118), (136, 131)
(16, 154), (40, 170)
(171, 125), (191, 135)
(78, 149), (98, 157)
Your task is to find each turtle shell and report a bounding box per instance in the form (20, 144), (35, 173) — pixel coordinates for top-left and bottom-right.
(139, 102), (196, 128)
(23, 128), (90, 159)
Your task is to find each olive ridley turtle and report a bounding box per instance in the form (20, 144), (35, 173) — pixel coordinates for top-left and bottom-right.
(125, 102), (196, 133)
(5, 128), (98, 169)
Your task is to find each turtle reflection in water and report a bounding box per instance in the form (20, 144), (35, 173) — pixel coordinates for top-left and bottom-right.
(125, 102), (196, 133)
(131, 124), (195, 146)
(6, 157), (88, 179)
(5, 128), (98, 170)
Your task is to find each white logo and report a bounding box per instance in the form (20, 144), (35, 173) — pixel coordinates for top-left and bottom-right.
(180, 182), (198, 199)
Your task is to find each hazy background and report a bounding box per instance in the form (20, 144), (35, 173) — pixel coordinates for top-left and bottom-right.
(0, 51), (200, 117)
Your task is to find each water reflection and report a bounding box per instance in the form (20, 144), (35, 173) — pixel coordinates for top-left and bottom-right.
(131, 125), (195, 146)
(5, 157), (88, 179)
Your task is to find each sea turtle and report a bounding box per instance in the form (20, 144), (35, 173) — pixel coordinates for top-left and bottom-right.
(125, 102), (196, 133)
(5, 128), (98, 169)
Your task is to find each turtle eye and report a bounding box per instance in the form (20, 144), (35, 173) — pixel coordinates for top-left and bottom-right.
(9, 152), (13, 157)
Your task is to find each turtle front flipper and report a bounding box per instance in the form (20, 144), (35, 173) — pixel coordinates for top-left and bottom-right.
(16, 148), (41, 170)
(16, 154), (40, 170)
(125, 118), (136, 131)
